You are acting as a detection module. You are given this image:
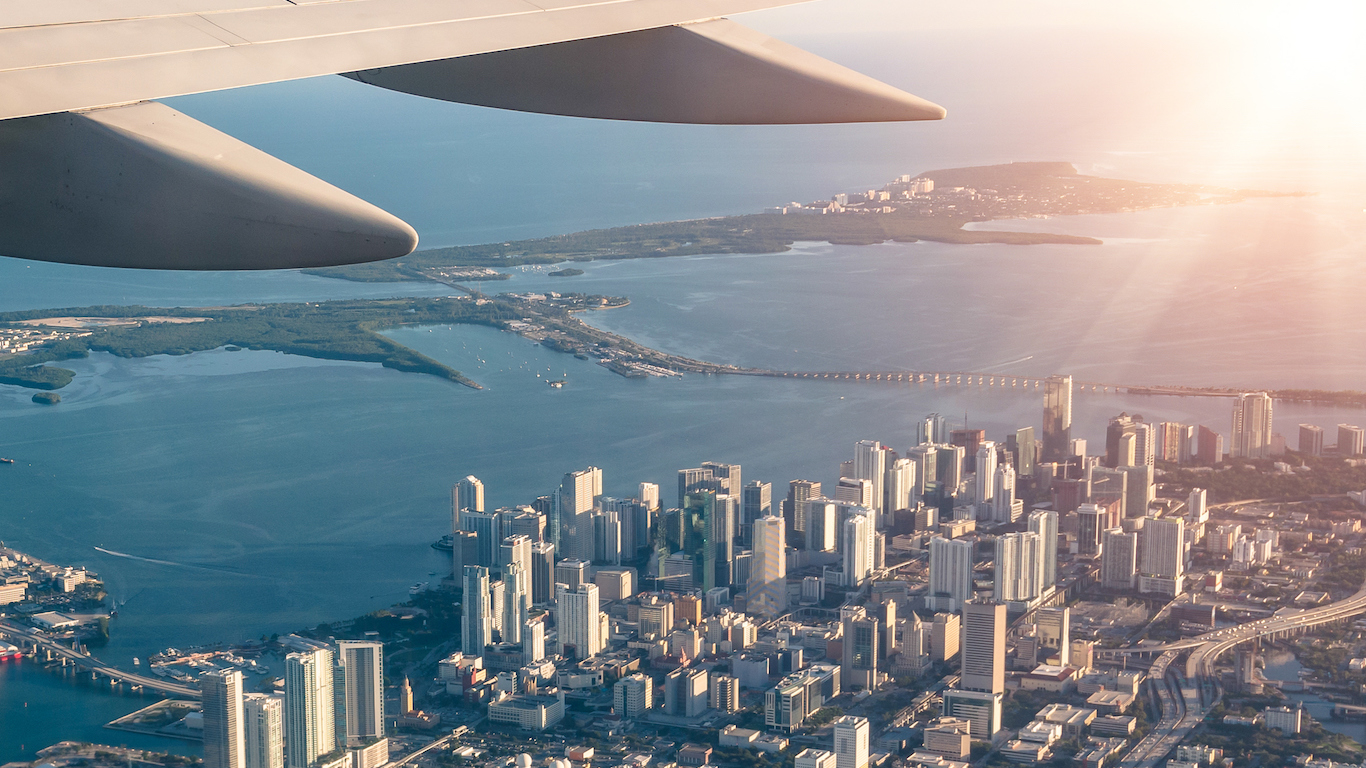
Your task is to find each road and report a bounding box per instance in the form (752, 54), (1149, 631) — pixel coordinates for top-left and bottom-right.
(1117, 576), (1366, 768)
(0, 620), (199, 698)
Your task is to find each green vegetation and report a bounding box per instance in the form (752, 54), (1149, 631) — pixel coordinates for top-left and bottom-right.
(549, 268), (585, 277)
(304, 212), (1101, 282)
(1192, 717), (1361, 767)
(1159, 456), (1366, 502)
(31, 391), (60, 404)
(0, 297), (534, 391)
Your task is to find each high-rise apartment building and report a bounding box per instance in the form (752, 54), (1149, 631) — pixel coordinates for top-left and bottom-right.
(1340, 424), (1365, 456)
(1106, 413), (1155, 467)
(1027, 509), (1058, 592)
(1042, 375), (1073, 463)
(284, 649), (335, 768)
(906, 445), (936, 498)
(502, 562), (529, 645)
(500, 534), (532, 578)
(523, 615), (546, 664)
(639, 482), (660, 511)
(748, 514), (788, 618)
(710, 673), (740, 712)
(555, 467), (602, 561)
(1187, 488), (1208, 524)
(833, 716), (870, 768)
(992, 464), (1020, 523)
(460, 510), (500, 569)
(835, 477), (873, 510)
(919, 413), (948, 445)
(1100, 528), (1137, 590)
(884, 458), (915, 516)
(1231, 392), (1274, 459)
(853, 441), (887, 520)
(1299, 424), (1324, 456)
(973, 441), (998, 512)
(1157, 422), (1192, 463)
(336, 641), (384, 746)
(842, 512), (874, 588)
(555, 558), (588, 592)
(1197, 425), (1224, 465)
(928, 536), (973, 611)
(993, 532), (1040, 603)
(462, 565), (491, 656)
(243, 694), (283, 768)
(1141, 517), (1184, 581)
(452, 475), (485, 532)
(203, 669), (246, 768)
(805, 498), (837, 552)
(1077, 504), (1104, 557)
(960, 601), (1005, 694)
(1120, 464), (1156, 519)
(556, 582), (602, 660)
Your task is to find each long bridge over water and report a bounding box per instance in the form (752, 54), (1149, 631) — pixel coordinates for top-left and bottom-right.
(0, 620), (199, 699)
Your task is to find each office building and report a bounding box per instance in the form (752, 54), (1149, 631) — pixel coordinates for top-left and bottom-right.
(336, 641), (384, 746)
(1028, 509), (1058, 592)
(742, 480), (772, 543)
(841, 606), (880, 691)
(710, 673), (740, 712)
(993, 532), (1040, 603)
(922, 717), (972, 760)
(555, 559), (587, 592)
(931, 613), (960, 662)
(453, 475), (485, 532)
(500, 534), (532, 578)
(928, 537), (973, 611)
(449, 529), (479, 584)
(786, 479), (821, 544)
(1007, 426), (1037, 478)
(1187, 488), (1208, 524)
(462, 565), (491, 656)
(1088, 465), (1128, 517)
(1299, 424), (1324, 456)
(907, 445), (937, 499)
(960, 601), (1005, 694)
(1340, 424), (1366, 456)
(938, 444), (966, 490)
(638, 593), (675, 638)
(796, 749), (837, 768)
(1120, 464), (1155, 519)
(613, 672), (654, 717)
(284, 649), (335, 768)
(842, 512), (874, 587)
(1042, 375), (1073, 463)
(833, 716), (870, 768)
(243, 694), (284, 768)
(530, 541), (554, 605)
(1101, 529), (1137, 590)
(951, 429), (985, 473)
(1077, 504), (1103, 557)
(749, 514), (788, 618)
(592, 507), (622, 564)
(459, 509), (500, 569)
(665, 667), (708, 717)
(919, 413), (948, 445)
(203, 669), (246, 768)
(1141, 517), (1184, 581)
(1036, 607), (1069, 667)
(556, 582), (602, 660)
(1231, 392), (1274, 459)
(853, 440), (887, 521)
(941, 689), (1003, 740)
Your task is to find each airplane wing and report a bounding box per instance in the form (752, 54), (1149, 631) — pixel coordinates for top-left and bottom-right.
(0, 0), (945, 270)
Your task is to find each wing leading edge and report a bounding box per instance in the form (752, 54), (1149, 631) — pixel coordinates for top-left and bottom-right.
(0, 0), (945, 270)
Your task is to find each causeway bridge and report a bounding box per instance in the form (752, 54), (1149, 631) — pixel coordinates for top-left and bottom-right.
(726, 368), (1256, 400)
(0, 620), (199, 699)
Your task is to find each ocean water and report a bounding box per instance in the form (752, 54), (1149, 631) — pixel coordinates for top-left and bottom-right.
(3, 0), (1366, 758)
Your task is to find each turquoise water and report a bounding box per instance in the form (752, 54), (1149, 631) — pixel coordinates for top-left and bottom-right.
(3, 1), (1366, 758)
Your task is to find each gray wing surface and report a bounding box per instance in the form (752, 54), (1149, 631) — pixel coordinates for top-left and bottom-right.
(0, 0), (945, 270)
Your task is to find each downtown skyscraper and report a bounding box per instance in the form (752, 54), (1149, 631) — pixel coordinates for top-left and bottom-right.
(748, 514), (787, 617)
(1231, 392), (1274, 459)
(203, 669), (246, 768)
(462, 565), (492, 656)
(336, 641), (385, 748)
(1042, 375), (1073, 463)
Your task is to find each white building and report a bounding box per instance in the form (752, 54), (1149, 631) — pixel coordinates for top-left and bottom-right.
(613, 673), (653, 717)
(974, 442), (998, 515)
(463, 565), (492, 656)
(993, 532), (1040, 603)
(284, 649), (335, 768)
(1140, 517), (1184, 591)
(203, 669), (246, 768)
(854, 441), (887, 523)
(748, 514), (788, 617)
(243, 694), (284, 768)
(1231, 393), (1274, 459)
(556, 582), (603, 660)
(1101, 529), (1137, 590)
(928, 537), (973, 611)
(842, 513), (874, 587)
(453, 475), (485, 532)
(795, 748), (837, 768)
(833, 716), (870, 768)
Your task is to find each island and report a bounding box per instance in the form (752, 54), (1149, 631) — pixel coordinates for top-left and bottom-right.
(303, 161), (1293, 283)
